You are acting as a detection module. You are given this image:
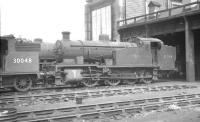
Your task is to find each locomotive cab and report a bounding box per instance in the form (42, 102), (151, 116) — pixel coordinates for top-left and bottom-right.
(0, 38), (8, 73)
(0, 38), (8, 88)
(0, 35), (41, 91)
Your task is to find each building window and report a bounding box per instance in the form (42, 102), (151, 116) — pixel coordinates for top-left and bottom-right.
(148, 1), (161, 13)
(148, 1), (161, 19)
(92, 5), (111, 41)
(190, 0), (198, 8)
(171, 0), (183, 7)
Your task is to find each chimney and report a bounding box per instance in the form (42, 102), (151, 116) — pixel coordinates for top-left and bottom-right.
(62, 31), (70, 41)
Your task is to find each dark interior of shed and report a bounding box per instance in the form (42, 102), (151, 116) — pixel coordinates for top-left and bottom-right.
(155, 30), (200, 81)
(154, 32), (186, 80)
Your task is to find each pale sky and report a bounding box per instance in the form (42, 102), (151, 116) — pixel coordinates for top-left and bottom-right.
(0, 0), (86, 42)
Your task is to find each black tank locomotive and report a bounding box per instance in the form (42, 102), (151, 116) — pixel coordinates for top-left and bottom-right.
(0, 34), (176, 91)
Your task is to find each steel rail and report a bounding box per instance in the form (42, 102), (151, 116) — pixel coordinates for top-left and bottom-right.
(17, 93), (200, 122)
(0, 84), (197, 107)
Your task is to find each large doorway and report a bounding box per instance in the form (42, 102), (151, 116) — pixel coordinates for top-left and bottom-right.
(194, 29), (200, 81)
(154, 32), (186, 80)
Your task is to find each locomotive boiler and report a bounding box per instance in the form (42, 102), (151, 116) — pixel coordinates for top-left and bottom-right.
(54, 38), (137, 62)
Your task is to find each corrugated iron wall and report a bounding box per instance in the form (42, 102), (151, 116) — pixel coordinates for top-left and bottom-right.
(126, 0), (146, 18)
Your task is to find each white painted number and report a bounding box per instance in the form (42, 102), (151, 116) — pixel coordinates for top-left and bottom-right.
(13, 58), (32, 63)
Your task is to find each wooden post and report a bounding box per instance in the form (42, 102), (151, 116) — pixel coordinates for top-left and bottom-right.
(124, 0), (127, 25)
(184, 17), (195, 82)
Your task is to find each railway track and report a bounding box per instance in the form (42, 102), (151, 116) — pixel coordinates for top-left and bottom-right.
(9, 93), (200, 122)
(0, 79), (174, 94)
(0, 84), (197, 107)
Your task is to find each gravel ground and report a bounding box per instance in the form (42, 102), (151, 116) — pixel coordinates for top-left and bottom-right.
(2, 81), (200, 122)
(77, 106), (200, 122)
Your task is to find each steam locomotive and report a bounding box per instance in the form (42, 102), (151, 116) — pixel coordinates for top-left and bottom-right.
(0, 33), (176, 91)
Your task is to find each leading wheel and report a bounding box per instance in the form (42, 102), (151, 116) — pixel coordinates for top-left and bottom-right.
(14, 77), (32, 92)
(82, 79), (98, 87)
(105, 79), (121, 86)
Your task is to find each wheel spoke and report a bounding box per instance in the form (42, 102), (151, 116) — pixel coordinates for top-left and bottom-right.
(105, 79), (120, 86)
(142, 78), (152, 84)
(82, 79), (98, 87)
(14, 77), (32, 91)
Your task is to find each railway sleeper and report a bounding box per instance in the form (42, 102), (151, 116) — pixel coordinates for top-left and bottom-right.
(176, 101), (190, 107)
(57, 107), (77, 114)
(76, 94), (89, 99)
(104, 93), (115, 96)
(142, 87), (150, 91)
(101, 90), (111, 94)
(17, 112), (32, 120)
(33, 110), (55, 117)
(80, 112), (100, 119)
(0, 98), (15, 103)
(149, 87), (159, 92)
(52, 116), (77, 122)
(91, 94), (103, 98)
(123, 88), (133, 93)
(125, 107), (143, 114)
(143, 105), (160, 111)
(103, 109), (123, 117)
(76, 92), (89, 96)
(18, 96), (32, 101)
(185, 94), (196, 98)
(98, 103), (115, 109)
(78, 105), (97, 112)
(174, 95), (185, 99)
(117, 91), (129, 95)
(112, 89), (122, 93)
(116, 101), (131, 107)
(161, 97), (174, 101)
(147, 98), (160, 103)
(133, 99), (146, 104)
(190, 99), (200, 105)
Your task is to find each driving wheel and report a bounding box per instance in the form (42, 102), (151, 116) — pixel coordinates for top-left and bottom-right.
(105, 79), (121, 86)
(82, 79), (98, 87)
(14, 77), (32, 92)
(143, 78), (152, 84)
